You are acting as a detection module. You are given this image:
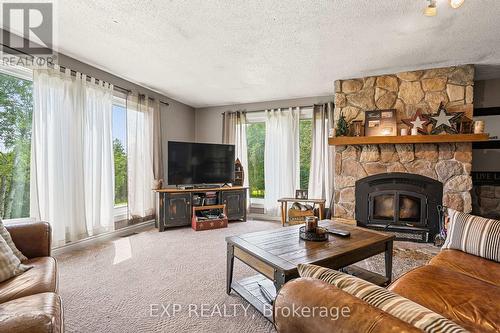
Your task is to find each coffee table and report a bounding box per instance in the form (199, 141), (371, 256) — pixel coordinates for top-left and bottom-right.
(226, 219), (394, 321)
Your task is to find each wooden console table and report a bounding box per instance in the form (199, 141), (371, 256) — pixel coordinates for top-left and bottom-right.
(278, 197), (325, 226)
(154, 186), (248, 231)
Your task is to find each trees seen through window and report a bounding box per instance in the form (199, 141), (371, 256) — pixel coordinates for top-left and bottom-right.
(0, 73), (32, 219)
(246, 118), (312, 199)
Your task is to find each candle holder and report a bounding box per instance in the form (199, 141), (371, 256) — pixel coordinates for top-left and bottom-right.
(304, 216), (318, 233)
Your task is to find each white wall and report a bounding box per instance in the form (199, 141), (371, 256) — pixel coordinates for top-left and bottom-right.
(194, 96), (333, 143)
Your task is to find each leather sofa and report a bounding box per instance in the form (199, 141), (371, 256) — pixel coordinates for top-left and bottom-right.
(274, 249), (499, 332)
(0, 222), (63, 333)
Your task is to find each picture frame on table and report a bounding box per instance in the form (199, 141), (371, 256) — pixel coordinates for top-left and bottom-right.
(295, 189), (308, 200)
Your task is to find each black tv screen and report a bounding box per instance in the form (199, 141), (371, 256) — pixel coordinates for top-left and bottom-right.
(168, 141), (235, 185)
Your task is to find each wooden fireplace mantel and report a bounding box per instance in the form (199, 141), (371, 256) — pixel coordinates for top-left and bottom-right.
(328, 133), (489, 146)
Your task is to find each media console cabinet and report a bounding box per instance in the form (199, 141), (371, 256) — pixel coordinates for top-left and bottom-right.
(154, 186), (248, 231)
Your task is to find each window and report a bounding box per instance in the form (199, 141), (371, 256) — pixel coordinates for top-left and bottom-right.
(246, 109), (313, 200)
(0, 71), (33, 220)
(299, 118), (312, 190)
(247, 122), (265, 198)
(112, 99), (128, 206)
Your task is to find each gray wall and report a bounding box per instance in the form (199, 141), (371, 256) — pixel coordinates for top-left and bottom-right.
(57, 54), (196, 178)
(473, 79), (500, 172)
(194, 96), (333, 143)
(474, 79), (500, 108)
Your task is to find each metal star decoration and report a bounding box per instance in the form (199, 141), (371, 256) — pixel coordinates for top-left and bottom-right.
(402, 110), (431, 134)
(428, 103), (463, 134)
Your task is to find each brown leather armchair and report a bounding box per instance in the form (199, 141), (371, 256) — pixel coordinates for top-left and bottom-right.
(0, 222), (63, 333)
(274, 249), (499, 332)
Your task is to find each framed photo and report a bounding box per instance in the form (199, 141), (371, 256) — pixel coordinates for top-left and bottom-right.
(295, 189), (308, 200)
(364, 109), (397, 136)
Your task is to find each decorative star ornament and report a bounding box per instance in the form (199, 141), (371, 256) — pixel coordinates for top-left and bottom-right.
(402, 110), (431, 134)
(429, 103), (463, 134)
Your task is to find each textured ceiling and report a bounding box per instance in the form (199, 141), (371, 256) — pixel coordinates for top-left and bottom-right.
(49, 0), (500, 107)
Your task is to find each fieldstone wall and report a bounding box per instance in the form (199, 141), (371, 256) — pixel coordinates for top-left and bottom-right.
(333, 65), (474, 219)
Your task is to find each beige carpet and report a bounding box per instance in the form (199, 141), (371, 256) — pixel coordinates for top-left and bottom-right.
(56, 220), (438, 333)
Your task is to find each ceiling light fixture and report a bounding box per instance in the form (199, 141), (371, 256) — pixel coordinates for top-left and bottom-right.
(449, 0), (465, 9)
(424, 0), (437, 16)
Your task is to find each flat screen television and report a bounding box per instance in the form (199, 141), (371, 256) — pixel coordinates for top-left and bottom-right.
(168, 141), (235, 185)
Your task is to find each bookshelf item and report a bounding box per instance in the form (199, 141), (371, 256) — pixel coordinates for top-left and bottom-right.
(429, 103), (463, 134)
(402, 110), (431, 134)
(192, 204), (228, 231)
(364, 110), (397, 137)
(336, 111), (349, 136)
(234, 158), (244, 186)
(278, 197), (326, 227)
(154, 186), (247, 231)
(350, 120), (364, 137)
(288, 203), (315, 225)
(456, 117), (473, 134)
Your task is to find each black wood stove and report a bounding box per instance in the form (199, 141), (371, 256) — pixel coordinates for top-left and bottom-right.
(355, 173), (442, 242)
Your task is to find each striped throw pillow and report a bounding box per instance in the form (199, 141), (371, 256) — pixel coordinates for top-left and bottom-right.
(0, 234), (31, 283)
(0, 217), (28, 261)
(442, 209), (500, 262)
(298, 264), (468, 333)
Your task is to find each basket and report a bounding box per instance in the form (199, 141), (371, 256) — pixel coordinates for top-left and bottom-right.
(299, 226), (329, 242)
(288, 208), (314, 223)
(191, 204), (228, 231)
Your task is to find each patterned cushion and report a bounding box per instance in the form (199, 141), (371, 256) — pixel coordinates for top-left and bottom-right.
(0, 235), (31, 283)
(298, 264), (468, 333)
(443, 209), (500, 262)
(0, 218), (27, 261)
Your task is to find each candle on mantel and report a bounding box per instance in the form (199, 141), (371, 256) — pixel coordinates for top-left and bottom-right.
(401, 128), (408, 136)
(474, 121), (485, 134)
(411, 128), (418, 136)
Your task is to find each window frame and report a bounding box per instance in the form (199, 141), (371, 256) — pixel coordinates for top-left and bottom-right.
(111, 95), (128, 217)
(1, 70), (129, 223)
(245, 107), (313, 206)
(0, 65), (33, 223)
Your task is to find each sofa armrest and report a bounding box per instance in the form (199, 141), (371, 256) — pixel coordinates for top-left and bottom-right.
(274, 278), (421, 333)
(5, 222), (51, 258)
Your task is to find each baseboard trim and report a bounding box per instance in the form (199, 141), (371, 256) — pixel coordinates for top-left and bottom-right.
(248, 213), (281, 222)
(52, 220), (155, 255)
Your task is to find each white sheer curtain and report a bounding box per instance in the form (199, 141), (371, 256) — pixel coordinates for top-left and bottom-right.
(127, 94), (155, 218)
(264, 108), (299, 216)
(222, 111), (249, 187)
(30, 66), (114, 246)
(308, 103), (334, 207)
(235, 114), (248, 187)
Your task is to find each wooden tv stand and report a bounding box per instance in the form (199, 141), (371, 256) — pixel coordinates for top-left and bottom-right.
(154, 186), (248, 231)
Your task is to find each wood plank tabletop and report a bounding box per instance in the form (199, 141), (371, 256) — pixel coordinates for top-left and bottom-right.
(226, 220), (394, 272)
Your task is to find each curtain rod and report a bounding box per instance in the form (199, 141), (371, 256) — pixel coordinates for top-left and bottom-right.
(1, 43), (170, 105)
(57, 65), (132, 94)
(55, 66), (169, 106)
(139, 94), (170, 106)
(221, 104), (317, 116)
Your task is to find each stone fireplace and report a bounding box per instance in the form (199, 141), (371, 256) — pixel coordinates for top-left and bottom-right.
(333, 65), (475, 227)
(355, 173), (442, 242)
